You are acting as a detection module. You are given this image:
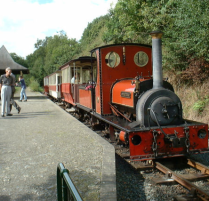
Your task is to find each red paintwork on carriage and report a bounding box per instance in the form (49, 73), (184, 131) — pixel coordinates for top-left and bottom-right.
(49, 85), (56, 91)
(79, 89), (92, 108)
(44, 86), (49, 94)
(94, 44), (152, 115)
(62, 93), (74, 105)
(61, 83), (74, 105)
(61, 82), (92, 106)
(43, 76), (49, 94)
(61, 83), (71, 94)
(129, 124), (208, 160)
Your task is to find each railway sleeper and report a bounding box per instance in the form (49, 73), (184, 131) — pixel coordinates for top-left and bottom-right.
(152, 173), (209, 184)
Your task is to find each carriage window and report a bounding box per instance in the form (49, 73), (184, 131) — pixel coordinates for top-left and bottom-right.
(82, 69), (90, 83)
(105, 52), (120, 68)
(71, 68), (80, 84)
(134, 51), (149, 67)
(57, 76), (62, 84)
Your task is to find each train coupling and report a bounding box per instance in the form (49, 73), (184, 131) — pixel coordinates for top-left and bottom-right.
(164, 134), (186, 148)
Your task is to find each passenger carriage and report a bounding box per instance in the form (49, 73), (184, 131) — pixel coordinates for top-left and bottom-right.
(48, 70), (62, 100)
(60, 56), (97, 108)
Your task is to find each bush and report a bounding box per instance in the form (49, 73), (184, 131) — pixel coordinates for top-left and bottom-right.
(193, 96), (209, 114)
(181, 58), (209, 85)
(29, 79), (43, 92)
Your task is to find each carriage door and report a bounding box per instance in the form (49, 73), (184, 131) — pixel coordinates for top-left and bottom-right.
(56, 74), (62, 97)
(91, 65), (97, 111)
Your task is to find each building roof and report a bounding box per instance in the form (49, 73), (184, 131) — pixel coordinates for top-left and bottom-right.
(0, 45), (29, 74)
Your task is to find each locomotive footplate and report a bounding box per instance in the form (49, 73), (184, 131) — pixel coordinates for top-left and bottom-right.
(92, 113), (209, 161)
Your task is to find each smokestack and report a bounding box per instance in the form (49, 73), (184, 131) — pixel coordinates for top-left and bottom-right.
(150, 31), (163, 89)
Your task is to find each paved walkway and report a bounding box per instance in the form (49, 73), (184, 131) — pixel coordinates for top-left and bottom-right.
(0, 88), (116, 201)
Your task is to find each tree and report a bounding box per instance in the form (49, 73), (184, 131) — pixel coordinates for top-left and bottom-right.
(25, 31), (80, 86)
(103, 0), (209, 76)
(80, 15), (109, 50)
(10, 53), (29, 68)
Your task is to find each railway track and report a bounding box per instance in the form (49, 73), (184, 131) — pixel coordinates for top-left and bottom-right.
(152, 159), (209, 201)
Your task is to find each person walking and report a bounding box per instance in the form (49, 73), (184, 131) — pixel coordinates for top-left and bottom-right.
(10, 72), (21, 113)
(19, 75), (27, 102)
(0, 67), (14, 117)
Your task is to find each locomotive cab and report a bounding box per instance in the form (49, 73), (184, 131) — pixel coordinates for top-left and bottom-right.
(90, 43), (153, 115)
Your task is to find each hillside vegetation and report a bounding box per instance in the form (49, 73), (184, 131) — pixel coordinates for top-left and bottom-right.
(11, 0), (209, 123)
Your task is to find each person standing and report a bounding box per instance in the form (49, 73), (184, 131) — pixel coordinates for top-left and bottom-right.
(0, 67), (14, 117)
(19, 75), (27, 102)
(71, 74), (76, 84)
(10, 72), (21, 113)
(71, 74), (76, 95)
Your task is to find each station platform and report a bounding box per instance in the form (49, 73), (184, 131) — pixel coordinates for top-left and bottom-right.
(0, 88), (116, 201)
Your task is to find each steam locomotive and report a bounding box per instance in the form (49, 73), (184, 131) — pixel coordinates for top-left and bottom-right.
(44, 31), (208, 162)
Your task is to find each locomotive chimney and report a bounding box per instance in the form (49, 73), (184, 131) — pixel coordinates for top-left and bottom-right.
(150, 31), (163, 89)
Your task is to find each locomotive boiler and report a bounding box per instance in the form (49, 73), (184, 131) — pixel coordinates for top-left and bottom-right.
(136, 31), (183, 127)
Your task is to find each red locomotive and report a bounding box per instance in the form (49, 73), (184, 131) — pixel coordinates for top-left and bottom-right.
(44, 31), (208, 163)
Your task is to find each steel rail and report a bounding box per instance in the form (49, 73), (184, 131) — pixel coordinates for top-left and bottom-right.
(187, 159), (209, 175)
(155, 162), (209, 201)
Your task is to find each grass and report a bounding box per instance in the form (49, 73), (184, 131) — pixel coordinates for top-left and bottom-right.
(165, 70), (209, 124)
(14, 86), (21, 94)
(29, 79), (44, 92)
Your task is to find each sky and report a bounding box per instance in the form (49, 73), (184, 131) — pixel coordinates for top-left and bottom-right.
(0, 0), (118, 58)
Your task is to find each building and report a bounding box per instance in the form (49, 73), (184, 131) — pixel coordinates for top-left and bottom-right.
(0, 45), (29, 75)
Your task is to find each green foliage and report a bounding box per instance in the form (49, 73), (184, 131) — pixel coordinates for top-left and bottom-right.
(104, 0), (209, 73)
(10, 53), (30, 85)
(25, 31), (80, 87)
(10, 53), (29, 68)
(80, 15), (109, 50)
(103, 0), (155, 44)
(29, 76), (43, 92)
(44, 32), (80, 74)
(193, 96), (209, 114)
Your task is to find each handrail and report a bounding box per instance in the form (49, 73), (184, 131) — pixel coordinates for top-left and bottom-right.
(57, 163), (83, 201)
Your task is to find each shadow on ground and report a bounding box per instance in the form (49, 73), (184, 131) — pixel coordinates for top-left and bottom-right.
(0, 168), (100, 201)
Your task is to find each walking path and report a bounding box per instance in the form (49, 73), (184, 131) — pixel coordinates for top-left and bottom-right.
(0, 88), (116, 201)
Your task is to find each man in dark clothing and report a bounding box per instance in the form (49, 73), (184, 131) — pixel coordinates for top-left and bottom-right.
(10, 72), (21, 113)
(0, 67), (14, 117)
